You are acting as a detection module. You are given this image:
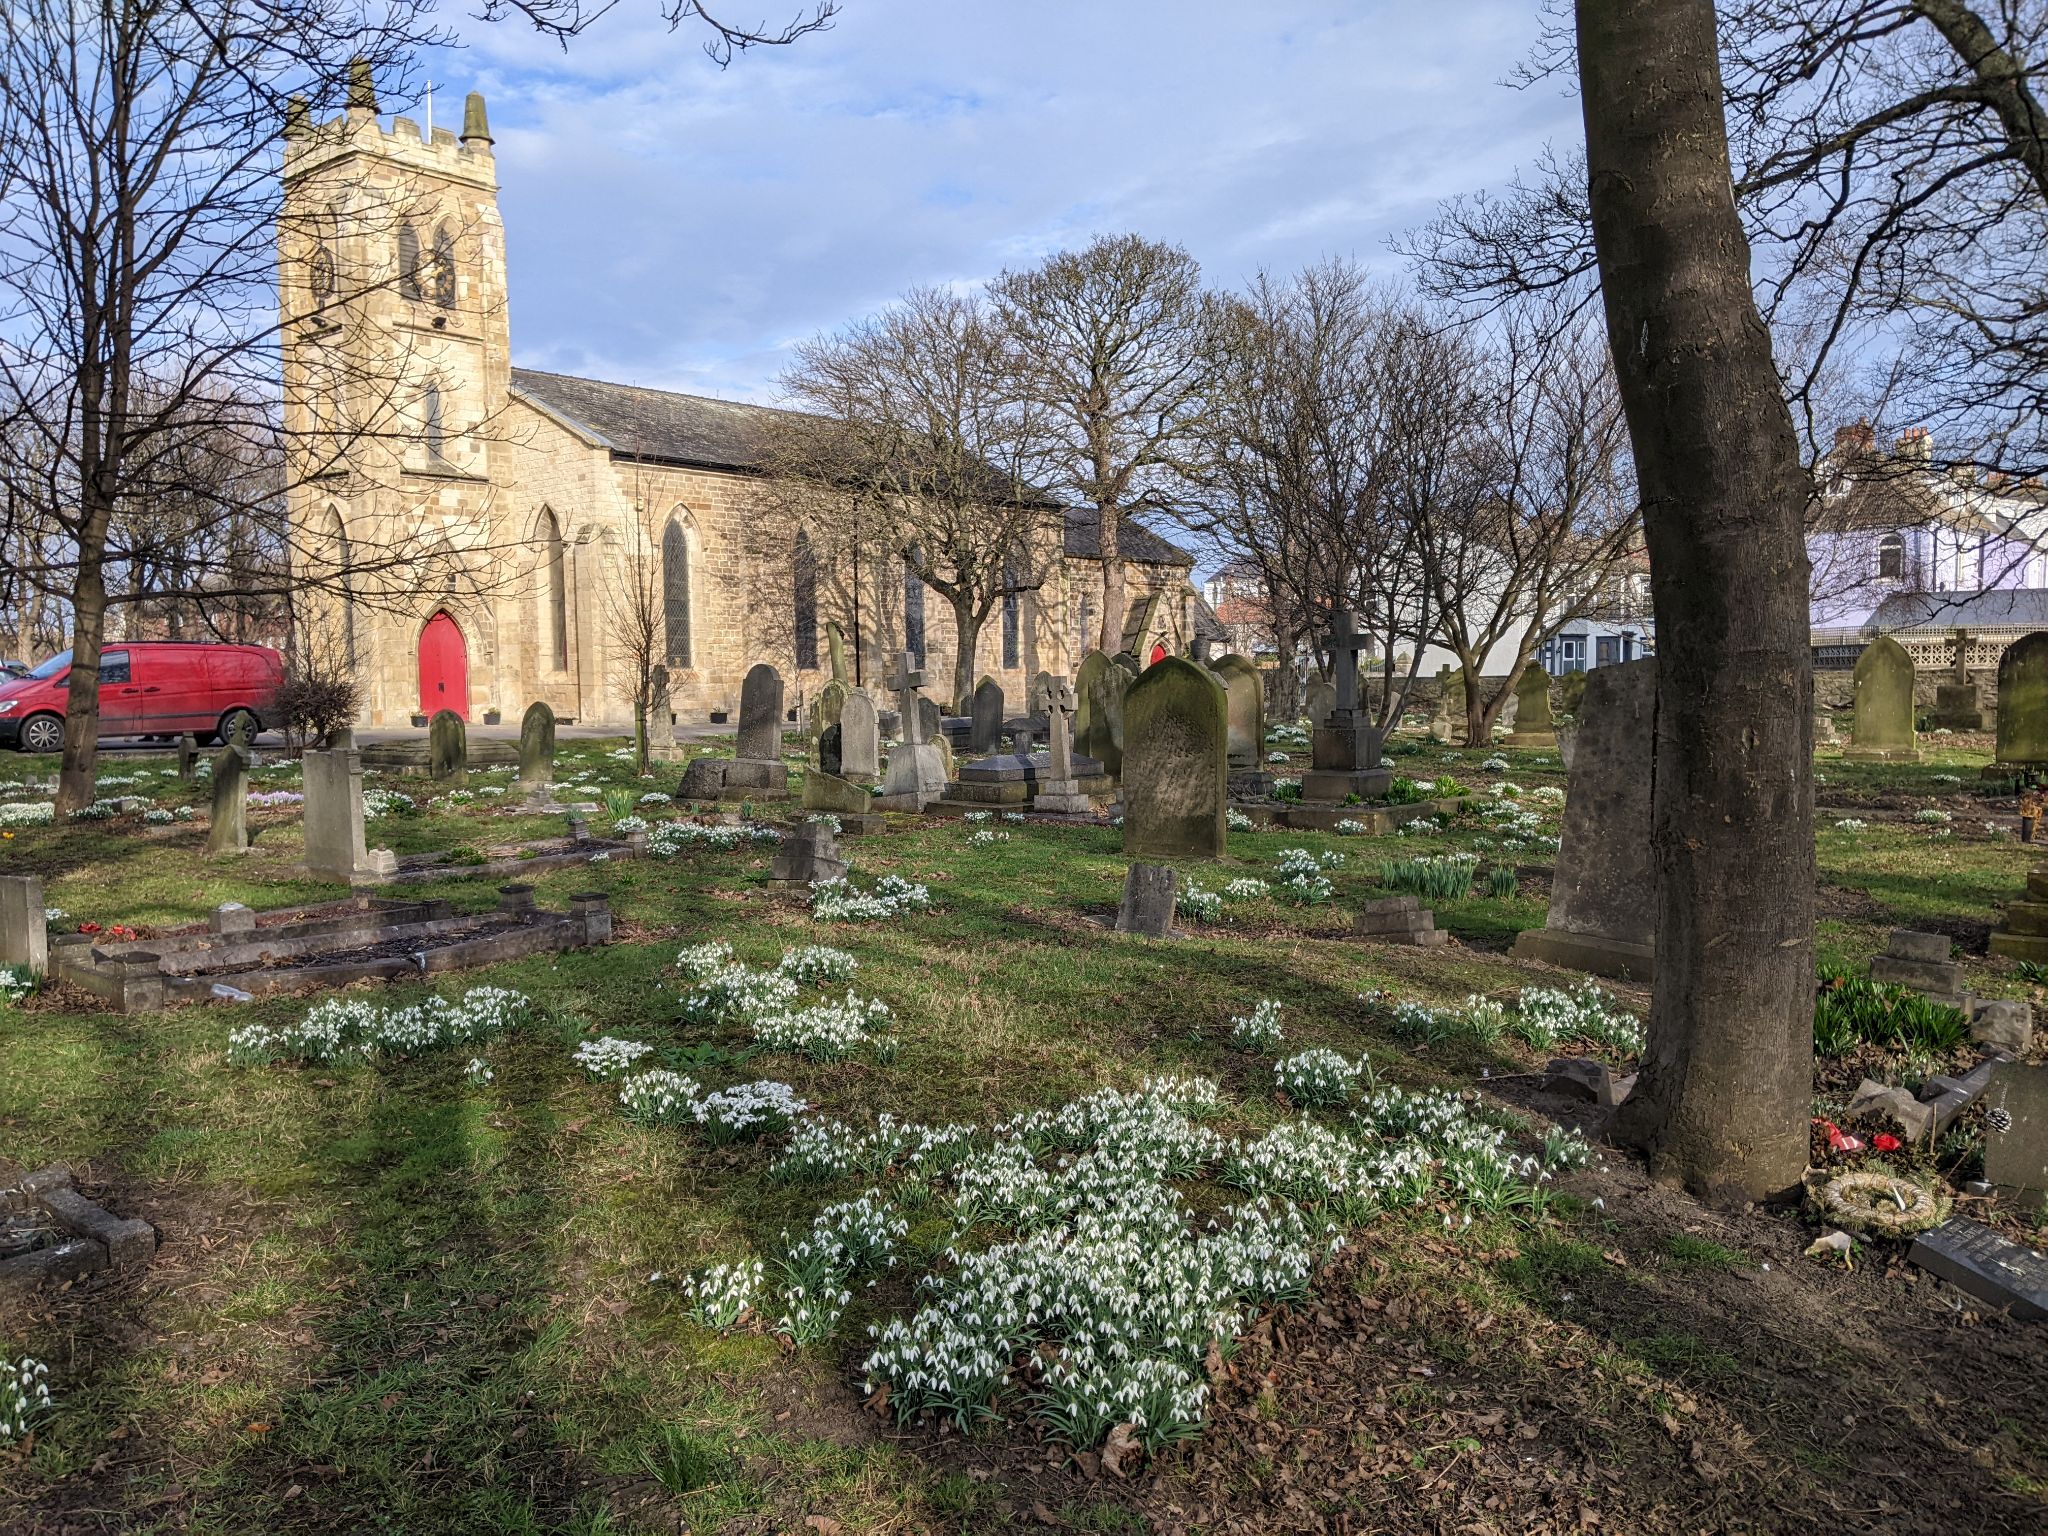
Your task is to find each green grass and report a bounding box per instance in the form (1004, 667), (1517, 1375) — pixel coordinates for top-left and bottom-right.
(0, 727), (2042, 1531)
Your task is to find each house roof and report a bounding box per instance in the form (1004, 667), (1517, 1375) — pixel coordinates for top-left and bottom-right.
(513, 365), (1193, 568)
(1867, 588), (2048, 632)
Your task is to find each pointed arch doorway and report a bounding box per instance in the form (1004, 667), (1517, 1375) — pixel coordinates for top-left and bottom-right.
(418, 610), (469, 720)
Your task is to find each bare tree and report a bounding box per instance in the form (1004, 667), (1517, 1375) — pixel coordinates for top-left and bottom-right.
(1417, 302), (1640, 745)
(777, 287), (1057, 711)
(479, 0), (837, 59)
(992, 235), (1216, 655)
(1578, 0), (1817, 1200)
(599, 481), (670, 775)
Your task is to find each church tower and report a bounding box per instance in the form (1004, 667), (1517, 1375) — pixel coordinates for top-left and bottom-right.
(279, 65), (513, 725)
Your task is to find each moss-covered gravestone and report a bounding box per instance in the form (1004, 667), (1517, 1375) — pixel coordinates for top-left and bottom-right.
(1305, 678), (1338, 729)
(429, 709), (467, 784)
(812, 678), (848, 744)
(1505, 666), (1557, 747)
(1211, 654), (1263, 770)
(1846, 634), (1919, 762)
(1996, 632), (2048, 766)
(1122, 656), (1228, 860)
(1076, 649), (1127, 780)
(518, 701), (556, 791)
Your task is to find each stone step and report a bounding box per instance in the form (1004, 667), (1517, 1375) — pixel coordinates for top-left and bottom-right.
(2001, 901), (2048, 937)
(1991, 930), (2048, 964)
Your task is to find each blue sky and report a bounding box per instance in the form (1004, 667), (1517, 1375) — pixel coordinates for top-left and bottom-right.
(416, 1), (1581, 404)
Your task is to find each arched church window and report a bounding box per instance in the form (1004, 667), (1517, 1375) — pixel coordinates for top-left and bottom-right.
(663, 515), (692, 668)
(422, 382), (444, 457)
(398, 224), (422, 300)
(794, 530), (819, 670)
(431, 222), (456, 308)
(542, 508), (568, 670)
(1878, 531), (1905, 581)
(1002, 556), (1021, 669)
(903, 549), (926, 665)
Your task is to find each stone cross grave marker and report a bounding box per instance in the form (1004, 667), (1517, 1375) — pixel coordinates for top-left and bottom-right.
(1033, 675), (1093, 812)
(888, 652), (926, 746)
(1305, 609), (1389, 799)
(1327, 609), (1370, 720)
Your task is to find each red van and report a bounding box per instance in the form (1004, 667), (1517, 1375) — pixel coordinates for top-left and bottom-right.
(0, 642), (283, 753)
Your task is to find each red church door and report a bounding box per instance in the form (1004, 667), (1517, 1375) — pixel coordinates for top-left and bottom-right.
(418, 611), (469, 720)
(1148, 642), (1168, 666)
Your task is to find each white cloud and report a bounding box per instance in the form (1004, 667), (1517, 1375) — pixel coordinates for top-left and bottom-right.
(412, 0), (1578, 402)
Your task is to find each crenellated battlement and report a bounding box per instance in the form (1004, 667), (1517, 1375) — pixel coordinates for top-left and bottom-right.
(282, 85), (495, 189)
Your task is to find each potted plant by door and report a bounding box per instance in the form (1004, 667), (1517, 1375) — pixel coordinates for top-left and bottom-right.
(709, 698), (733, 724)
(410, 712), (429, 727)
(483, 707), (502, 725)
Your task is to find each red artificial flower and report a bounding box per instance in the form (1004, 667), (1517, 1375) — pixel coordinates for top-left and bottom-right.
(1870, 1133), (1903, 1153)
(76, 921), (100, 934)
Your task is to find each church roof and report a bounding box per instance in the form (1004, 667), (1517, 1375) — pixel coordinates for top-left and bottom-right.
(511, 365), (1196, 568)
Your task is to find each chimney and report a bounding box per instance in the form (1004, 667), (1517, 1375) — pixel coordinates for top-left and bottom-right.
(1896, 426), (1932, 462)
(1833, 418), (1876, 456)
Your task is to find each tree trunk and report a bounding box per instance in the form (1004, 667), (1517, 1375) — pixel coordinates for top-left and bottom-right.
(634, 694), (649, 777)
(951, 593), (981, 716)
(57, 559), (107, 814)
(1579, 0), (1816, 1200)
(1097, 506), (1124, 653)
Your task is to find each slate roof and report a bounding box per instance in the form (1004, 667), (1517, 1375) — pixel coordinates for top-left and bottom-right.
(1867, 588), (2048, 632)
(511, 365), (1195, 568)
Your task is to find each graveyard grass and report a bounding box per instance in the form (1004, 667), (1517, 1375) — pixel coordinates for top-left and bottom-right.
(1, 734), (2045, 1533)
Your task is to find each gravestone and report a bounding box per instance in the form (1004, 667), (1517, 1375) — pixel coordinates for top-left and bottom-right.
(429, 709), (467, 784)
(1814, 705), (1840, 748)
(803, 769), (874, 819)
(1429, 667), (1464, 744)
(1846, 634), (1919, 761)
(1928, 628), (1987, 730)
(918, 696), (943, 748)
(1115, 863), (1177, 938)
(1121, 656), (1228, 860)
(1353, 892), (1448, 948)
(205, 734), (252, 856)
(1996, 632), (2048, 766)
(1305, 678), (1338, 729)
(770, 820), (850, 889)
(818, 723), (844, 778)
(1304, 610), (1391, 801)
(1505, 666), (1557, 748)
(0, 874), (48, 979)
(303, 747), (397, 883)
(874, 653), (946, 812)
(1112, 650), (1142, 679)
(970, 675), (1005, 754)
(1212, 655), (1264, 771)
(1907, 1218), (2048, 1320)
(1075, 649), (1126, 780)
(1032, 675), (1094, 813)
(1510, 658), (1656, 980)
(840, 689), (881, 780)
(1869, 928), (1964, 1007)
(176, 733), (198, 783)
(737, 663), (784, 762)
(812, 678), (849, 744)
(518, 702), (556, 792)
(1983, 1062), (2048, 1205)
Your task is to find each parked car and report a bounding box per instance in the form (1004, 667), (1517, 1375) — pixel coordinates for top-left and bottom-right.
(0, 642), (284, 753)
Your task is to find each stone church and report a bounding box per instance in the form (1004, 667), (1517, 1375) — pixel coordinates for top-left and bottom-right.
(279, 81), (1199, 731)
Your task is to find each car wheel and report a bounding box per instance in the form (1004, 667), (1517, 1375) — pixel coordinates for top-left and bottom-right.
(217, 707), (260, 745)
(19, 713), (63, 753)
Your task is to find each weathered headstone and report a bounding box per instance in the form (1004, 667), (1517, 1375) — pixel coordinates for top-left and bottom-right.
(802, 769), (874, 818)
(1983, 1062), (2048, 1204)
(303, 747), (397, 883)
(518, 701), (556, 792)
(428, 708), (467, 783)
(1846, 634), (1919, 761)
(1076, 649), (1126, 780)
(918, 696), (943, 748)
(205, 737), (252, 856)
(812, 678), (849, 745)
(1907, 1217), (2048, 1320)
(1121, 656), (1228, 860)
(1996, 632), (2048, 766)
(970, 675), (1005, 755)
(1212, 654), (1264, 771)
(1429, 667), (1464, 744)
(737, 663), (785, 762)
(818, 722), (844, 778)
(176, 733), (198, 782)
(770, 820), (850, 889)
(1032, 675), (1094, 813)
(1510, 658), (1656, 980)
(0, 874), (48, 979)
(1353, 892), (1448, 947)
(1304, 678), (1338, 729)
(839, 689), (881, 781)
(1505, 666), (1557, 748)
(1869, 928), (1964, 1007)
(1304, 610), (1390, 801)
(1115, 863), (1177, 938)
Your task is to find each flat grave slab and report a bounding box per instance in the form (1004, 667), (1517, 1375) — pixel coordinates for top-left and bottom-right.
(1, 1164), (155, 1300)
(1908, 1217), (2048, 1320)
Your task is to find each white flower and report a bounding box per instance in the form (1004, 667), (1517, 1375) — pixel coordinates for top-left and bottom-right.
(573, 1035), (655, 1078)
(1228, 999), (1284, 1052)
